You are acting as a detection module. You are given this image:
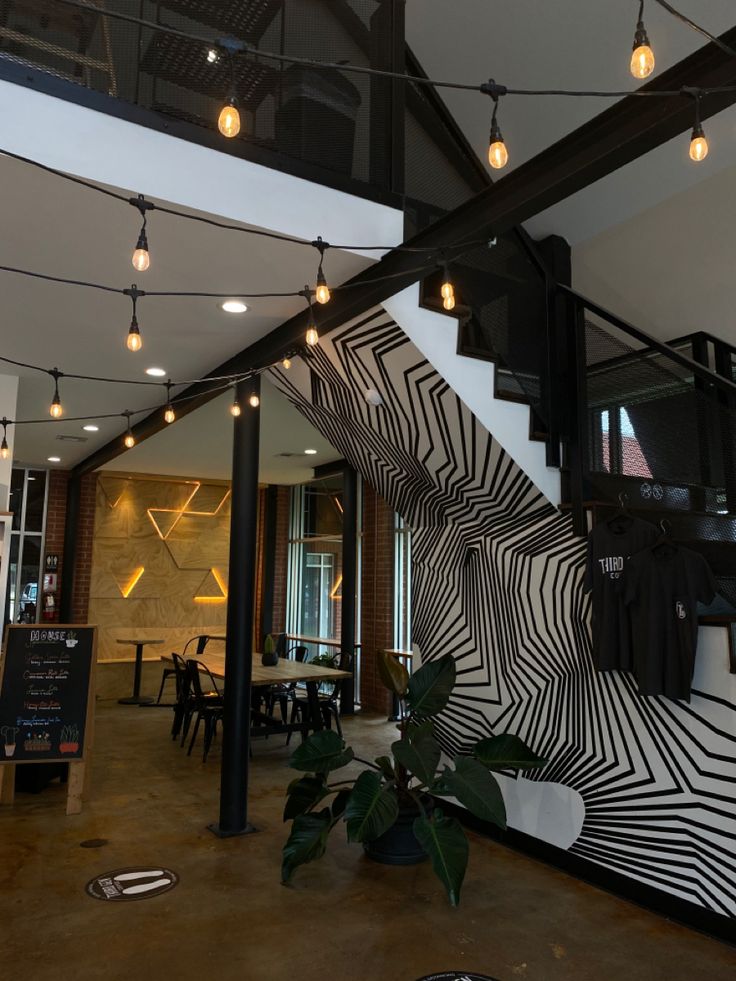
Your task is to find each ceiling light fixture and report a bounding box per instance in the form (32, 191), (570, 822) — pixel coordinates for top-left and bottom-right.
(630, 0), (655, 79)
(302, 287), (319, 347)
(313, 236), (331, 304)
(304, 449), (318, 455)
(164, 381), (176, 424)
(83, 424), (99, 432)
(218, 52), (241, 138)
(125, 284), (143, 352)
(221, 300), (248, 314)
(146, 367), (166, 377)
(440, 260), (455, 311)
(47, 455), (61, 463)
(130, 194), (153, 272)
(0, 418), (9, 460)
(49, 368), (63, 418)
(123, 411), (135, 449)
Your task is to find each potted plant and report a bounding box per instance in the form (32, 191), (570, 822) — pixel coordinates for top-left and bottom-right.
(262, 633), (279, 667)
(281, 652), (546, 905)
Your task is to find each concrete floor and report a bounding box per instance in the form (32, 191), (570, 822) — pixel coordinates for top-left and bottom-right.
(2, 702), (735, 981)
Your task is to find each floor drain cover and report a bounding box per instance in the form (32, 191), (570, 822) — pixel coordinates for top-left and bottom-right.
(86, 867), (178, 902)
(80, 839), (108, 849)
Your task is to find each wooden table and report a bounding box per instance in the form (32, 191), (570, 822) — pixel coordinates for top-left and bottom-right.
(164, 652), (352, 737)
(117, 639), (164, 705)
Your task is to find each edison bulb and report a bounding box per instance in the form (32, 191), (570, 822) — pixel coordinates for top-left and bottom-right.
(443, 295), (456, 311)
(282, 357), (292, 370)
(164, 406), (175, 424)
(127, 330), (142, 352)
(132, 247), (150, 272)
(488, 140), (508, 170)
(218, 102), (241, 138)
(306, 326), (319, 347)
(689, 131), (708, 162)
(315, 282), (330, 305)
(230, 401), (241, 417)
(124, 432), (135, 449)
(630, 44), (655, 79)
(50, 399), (63, 419)
(248, 394), (260, 408)
(0, 439), (8, 460)
(441, 281), (453, 301)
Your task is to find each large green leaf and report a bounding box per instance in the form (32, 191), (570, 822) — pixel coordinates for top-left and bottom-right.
(391, 727), (441, 787)
(344, 771), (399, 842)
(474, 733), (547, 772)
(406, 654), (456, 719)
(283, 774), (328, 821)
(281, 809), (333, 883)
(377, 650), (410, 697)
(289, 729), (354, 774)
(374, 755), (395, 780)
(413, 809), (469, 907)
(435, 757), (507, 829)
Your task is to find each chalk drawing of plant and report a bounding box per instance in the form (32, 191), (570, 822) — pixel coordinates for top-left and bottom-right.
(1, 725), (18, 757)
(59, 724), (80, 754)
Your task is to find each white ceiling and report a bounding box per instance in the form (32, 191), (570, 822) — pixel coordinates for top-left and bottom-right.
(1, 152), (370, 473)
(101, 376), (340, 484)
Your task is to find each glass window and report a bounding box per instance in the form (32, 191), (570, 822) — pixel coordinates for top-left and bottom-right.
(9, 469), (23, 532)
(24, 470), (47, 532)
(5, 467), (49, 627)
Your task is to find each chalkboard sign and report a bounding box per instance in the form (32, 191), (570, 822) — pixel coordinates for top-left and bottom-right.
(0, 625), (96, 764)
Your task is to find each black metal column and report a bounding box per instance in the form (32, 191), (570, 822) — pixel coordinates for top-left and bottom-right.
(59, 474), (80, 622)
(211, 375), (260, 837)
(339, 464), (357, 715)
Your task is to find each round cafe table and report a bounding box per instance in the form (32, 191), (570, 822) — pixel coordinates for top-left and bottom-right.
(117, 638), (164, 705)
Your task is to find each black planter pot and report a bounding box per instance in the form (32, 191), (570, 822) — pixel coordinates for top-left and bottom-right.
(363, 798), (428, 866)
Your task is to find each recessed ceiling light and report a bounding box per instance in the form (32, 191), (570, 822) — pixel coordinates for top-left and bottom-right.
(221, 300), (248, 314)
(206, 48), (219, 64)
(146, 367), (166, 377)
(83, 424), (99, 432)
(304, 449), (318, 455)
(47, 456), (61, 463)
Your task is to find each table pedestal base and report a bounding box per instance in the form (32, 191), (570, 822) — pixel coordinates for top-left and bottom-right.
(207, 822), (258, 838)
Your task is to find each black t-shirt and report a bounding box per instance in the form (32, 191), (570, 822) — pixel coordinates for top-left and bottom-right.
(623, 543), (717, 701)
(584, 516), (659, 671)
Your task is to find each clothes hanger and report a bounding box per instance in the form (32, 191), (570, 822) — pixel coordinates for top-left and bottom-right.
(606, 492), (633, 530)
(652, 518), (676, 554)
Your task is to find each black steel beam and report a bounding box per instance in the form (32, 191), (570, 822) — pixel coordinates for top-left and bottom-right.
(72, 24), (736, 477)
(210, 375), (260, 837)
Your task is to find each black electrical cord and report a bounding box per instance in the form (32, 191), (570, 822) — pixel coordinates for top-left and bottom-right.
(651, 0), (736, 60)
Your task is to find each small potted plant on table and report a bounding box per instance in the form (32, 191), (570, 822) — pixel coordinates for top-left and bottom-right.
(281, 652), (546, 905)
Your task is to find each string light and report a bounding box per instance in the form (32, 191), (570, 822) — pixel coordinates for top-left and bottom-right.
(49, 369), (63, 418)
(313, 237), (331, 304)
(123, 412), (135, 448)
(631, 0), (655, 79)
(0, 417), (9, 460)
(302, 287), (319, 347)
(689, 93), (708, 161)
(163, 381), (175, 423)
(487, 95), (508, 171)
(230, 391), (241, 417)
(125, 285), (143, 352)
(130, 194), (153, 272)
(440, 260), (455, 311)
(218, 53), (241, 138)
(282, 357), (292, 370)
(248, 392), (260, 408)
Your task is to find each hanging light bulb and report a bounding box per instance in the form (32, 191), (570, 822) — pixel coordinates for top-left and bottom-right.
(689, 95), (708, 162)
(488, 101), (508, 170)
(123, 413), (135, 449)
(125, 285), (143, 352)
(230, 394), (241, 417)
(440, 261), (455, 311)
(218, 54), (241, 137)
(0, 418), (9, 460)
(163, 381), (175, 424)
(218, 98), (241, 138)
(305, 325), (319, 347)
(282, 357), (292, 370)
(130, 194), (153, 272)
(630, 1), (655, 79)
(301, 286), (319, 347)
(313, 236), (331, 304)
(249, 392), (260, 408)
(49, 369), (63, 418)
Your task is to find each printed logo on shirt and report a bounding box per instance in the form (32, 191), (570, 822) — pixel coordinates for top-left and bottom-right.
(675, 601), (687, 620)
(598, 555), (624, 580)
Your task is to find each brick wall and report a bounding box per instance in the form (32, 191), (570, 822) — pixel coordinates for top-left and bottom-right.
(359, 482), (395, 714)
(42, 470), (69, 622)
(271, 485), (290, 634)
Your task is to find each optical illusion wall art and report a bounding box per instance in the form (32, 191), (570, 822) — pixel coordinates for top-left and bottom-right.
(269, 310), (736, 920)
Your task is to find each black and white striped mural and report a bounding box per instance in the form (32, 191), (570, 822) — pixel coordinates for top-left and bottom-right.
(269, 310), (736, 920)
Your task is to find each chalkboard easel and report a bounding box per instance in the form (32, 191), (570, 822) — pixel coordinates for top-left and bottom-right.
(0, 624), (97, 815)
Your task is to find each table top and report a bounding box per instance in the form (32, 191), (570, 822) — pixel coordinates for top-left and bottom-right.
(162, 652), (352, 687)
(117, 638), (165, 646)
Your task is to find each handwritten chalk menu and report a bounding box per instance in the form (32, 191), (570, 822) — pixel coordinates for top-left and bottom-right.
(0, 625), (96, 764)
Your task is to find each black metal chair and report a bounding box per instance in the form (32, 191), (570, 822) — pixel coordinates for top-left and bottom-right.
(169, 652), (191, 740)
(264, 644), (308, 723)
(185, 659), (224, 762)
(287, 650), (353, 742)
